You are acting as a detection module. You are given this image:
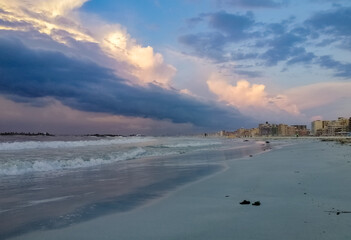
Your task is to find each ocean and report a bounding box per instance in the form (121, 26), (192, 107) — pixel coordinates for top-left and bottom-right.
(0, 135), (270, 239)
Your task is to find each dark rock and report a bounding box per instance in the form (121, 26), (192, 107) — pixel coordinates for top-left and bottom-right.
(240, 200), (251, 205)
(252, 201), (261, 206)
(249, 155), (253, 157)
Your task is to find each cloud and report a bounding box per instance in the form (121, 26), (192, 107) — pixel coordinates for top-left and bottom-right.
(179, 5), (349, 80)
(0, 96), (196, 135)
(286, 52), (315, 65)
(207, 11), (255, 40)
(317, 55), (351, 78)
(284, 82), (351, 111)
(216, 0), (288, 8)
(206, 74), (351, 123)
(306, 6), (351, 50)
(260, 33), (308, 66)
(265, 23), (287, 35)
(0, 37), (249, 130)
(207, 75), (300, 120)
(178, 32), (228, 62)
(230, 52), (258, 60)
(179, 11), (257, 62)
(307, 7), (351, 36)
(0, 0), (94, 43)
(233, 69), (262, 78)
(186, 16), (204, 27)
(180, 11), (316, 69)
(0, 0), (176, 86)
(99, 25), (176, 86)
(207, 77), (267, 107)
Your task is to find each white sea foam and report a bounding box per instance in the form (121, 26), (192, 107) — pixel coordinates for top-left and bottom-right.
(162, 139), (221, 148)
(0, 147), (147, 176)
(0, 137), (155, 151)
(29, 196), (74, 206)
(0, 137), (227, 176)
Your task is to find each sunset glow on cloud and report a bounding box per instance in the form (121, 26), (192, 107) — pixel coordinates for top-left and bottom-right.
(284, 82), (351, 111)
(102, 29), (176, 85)
(207, 75), (300, 119)
(0, 0), (175, 86)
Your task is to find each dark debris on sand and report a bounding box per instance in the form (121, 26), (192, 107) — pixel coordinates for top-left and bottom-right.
(239, 200), (261, 206)
(240, 200), (251, 205)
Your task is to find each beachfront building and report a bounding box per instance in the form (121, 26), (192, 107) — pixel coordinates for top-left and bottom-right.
(259, 122), (273, 136)
(277, 124), (294, 136)
(311, 120), (331, 136)
(311, 120), (323, 135)
(217, 130), (236, 138)
(292, 125), (309, 136)
(234, 127), (259, 138)
(327, 117), (349, 136)
(277, 124), (308, 136)
(311, 117), (350, 136)
(287, 126), (297, 136)
(258, 122), (305, 137)
(278, 124), (288, 136)
(250, 128), (260, 137)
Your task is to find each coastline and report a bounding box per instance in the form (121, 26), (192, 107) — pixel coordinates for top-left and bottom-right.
(9, 139), (351, 240)
(1, 138), (268, 239)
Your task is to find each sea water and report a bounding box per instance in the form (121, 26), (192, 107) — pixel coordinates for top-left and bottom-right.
(0, 135), (269, 239)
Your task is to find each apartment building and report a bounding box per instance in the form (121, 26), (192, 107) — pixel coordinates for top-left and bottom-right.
(311, 117), (350, 136)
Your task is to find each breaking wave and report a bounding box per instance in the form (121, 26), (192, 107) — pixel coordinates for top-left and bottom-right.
(162, 140), (221, 148)
(0, 137), (154, 151)
(0, 147), (147, 176)
(0, 137), (227, 176)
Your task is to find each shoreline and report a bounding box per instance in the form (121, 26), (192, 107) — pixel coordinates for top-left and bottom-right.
(9, 139), (351, 240)
(1, 140), (268, 240)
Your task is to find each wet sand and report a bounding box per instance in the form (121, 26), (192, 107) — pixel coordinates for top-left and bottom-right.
(1, 140), (267, 239)
(9, 140), (351, 240)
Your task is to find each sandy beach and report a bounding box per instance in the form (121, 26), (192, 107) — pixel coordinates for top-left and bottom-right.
(8, 139), (351, 240)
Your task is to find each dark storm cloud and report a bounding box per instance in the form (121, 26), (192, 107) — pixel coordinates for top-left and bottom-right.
(317, 55), (351, 78)
(217, 0), (288, 8)
(0, 37), (250, 129)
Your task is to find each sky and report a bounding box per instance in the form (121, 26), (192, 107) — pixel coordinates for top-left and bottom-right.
(0, 0), (350, 135)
